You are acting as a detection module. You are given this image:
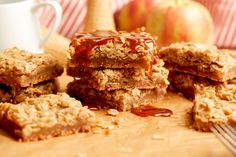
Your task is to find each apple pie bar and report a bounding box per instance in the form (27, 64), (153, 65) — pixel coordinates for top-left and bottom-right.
(67, 81), (167, 111)
(68, 30), (159, 69)
(0, 93), (95, 141)
(160, 42), (236, 82)
(0, 47), (64, 88)
(67, 62), (169, 91)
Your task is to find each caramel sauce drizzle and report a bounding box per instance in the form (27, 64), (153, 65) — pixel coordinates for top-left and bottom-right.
(70, 30), (159, 74)
(131, 105), (173, 117)
(70, 30), (157, 59)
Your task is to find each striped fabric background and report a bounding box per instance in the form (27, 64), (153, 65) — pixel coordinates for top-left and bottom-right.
(196, 0), (236, 48)
(37, 0), (236, 49)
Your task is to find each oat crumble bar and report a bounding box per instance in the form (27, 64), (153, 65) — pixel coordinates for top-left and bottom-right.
(0, 93), (95, 141)
(0, 80), (57, 103)
(67, 62), (169, 91)
(169, 71), (236, 100)
(0, 47), (64, 87)
(160, 42), (236, 82)
(67, 81), (167, 111)
(68, 30), (159, 69)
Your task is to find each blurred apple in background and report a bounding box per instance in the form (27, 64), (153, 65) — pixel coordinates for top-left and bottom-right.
(146, 0), (214, 47)
(114, 0), (156, 31)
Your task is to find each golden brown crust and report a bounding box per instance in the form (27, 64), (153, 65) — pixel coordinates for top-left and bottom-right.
(0, 47), (64, 87)
(0, 93), (95, 141)
(160, 42), (236, 82)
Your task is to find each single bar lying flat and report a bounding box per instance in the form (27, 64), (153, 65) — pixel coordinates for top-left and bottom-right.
(160, 42), (236, 82)
(0, 47), (64, 88)
(0, 93), (95, 141)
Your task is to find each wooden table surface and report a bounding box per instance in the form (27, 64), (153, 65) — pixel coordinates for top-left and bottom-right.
(0, 32), (233, 157)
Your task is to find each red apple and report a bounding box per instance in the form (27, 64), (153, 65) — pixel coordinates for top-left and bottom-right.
(114, 0), (155, 31)
(146, 0), (214, 46)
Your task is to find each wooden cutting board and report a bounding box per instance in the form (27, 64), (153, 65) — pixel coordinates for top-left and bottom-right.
(0, 32), (233, 157)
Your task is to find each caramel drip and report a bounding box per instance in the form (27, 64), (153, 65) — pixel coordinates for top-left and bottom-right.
(131, 105), (173, 117)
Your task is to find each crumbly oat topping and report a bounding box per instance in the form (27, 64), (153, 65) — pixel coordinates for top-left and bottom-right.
(160, 42), (235, 67)
(194, 82), (236, 131)
(0, 47), (59, 75)
(193, 97), (236, 131)
(0, 93), (95, 138)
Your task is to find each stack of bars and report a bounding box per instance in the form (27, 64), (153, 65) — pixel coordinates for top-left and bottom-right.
(0, 47), (64, 103)
(67, 30), (169, 111)
(0, 48), (96, 141)
(160, 42), (236, 131)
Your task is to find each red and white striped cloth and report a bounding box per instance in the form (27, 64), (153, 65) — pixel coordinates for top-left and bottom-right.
(38, 0), (236, 49)
(196, 0), (236, 48)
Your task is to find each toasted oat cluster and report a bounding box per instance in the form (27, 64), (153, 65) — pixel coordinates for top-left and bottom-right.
(0, 93), (95, 141)
(193, 97), (236, 132)
(193, 78), (236, 131)
(160, 42), (236, 82)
